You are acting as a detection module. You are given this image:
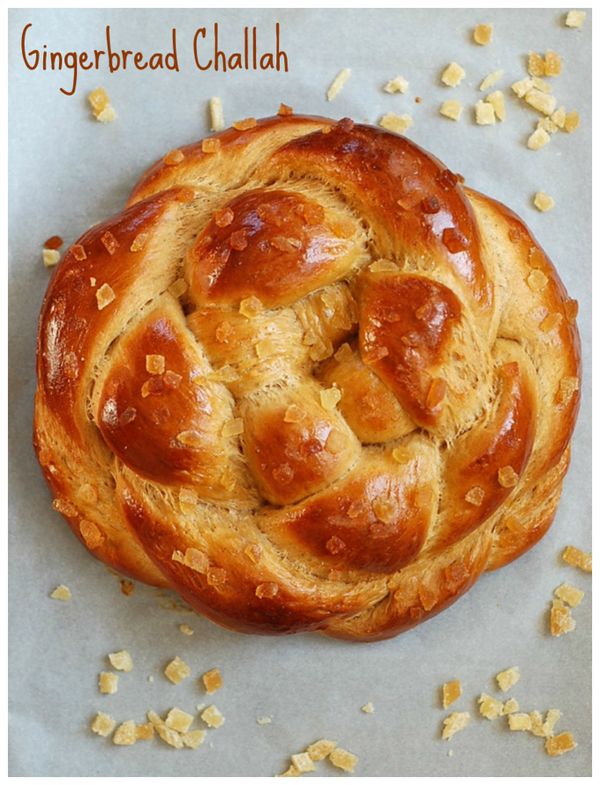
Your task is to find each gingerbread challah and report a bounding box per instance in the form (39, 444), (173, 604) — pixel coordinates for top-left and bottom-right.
(34, 113), (581, 640)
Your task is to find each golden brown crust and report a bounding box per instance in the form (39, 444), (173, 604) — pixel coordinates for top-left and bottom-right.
(33, 114), (581, 639)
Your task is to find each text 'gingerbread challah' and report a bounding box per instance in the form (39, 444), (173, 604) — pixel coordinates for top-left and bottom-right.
(34, 114), (581, 640)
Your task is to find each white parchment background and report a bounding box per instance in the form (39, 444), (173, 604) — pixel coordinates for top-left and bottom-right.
(8, 7), (591, 777)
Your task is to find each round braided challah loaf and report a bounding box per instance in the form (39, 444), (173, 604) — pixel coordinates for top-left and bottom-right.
(34, 114), (581, 640)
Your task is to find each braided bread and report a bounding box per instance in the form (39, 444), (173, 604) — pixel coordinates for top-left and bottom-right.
(34, 114), (581, 640)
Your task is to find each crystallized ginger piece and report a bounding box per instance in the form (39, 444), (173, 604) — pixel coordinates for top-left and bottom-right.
(202, 668), (223, 694)
(146, 354), (165, 375)
(182, 729), (206, 748)
(108, 650), (133, 672)
(361, 702), (375, 714)
(528, 52), (546, 78)
(99, 671), (119, 694)
(562, 545), (591, 572)
(383, 75), (409, 94)
(478, 693), (504, 720)
(565, 10), (586, 28)
(508, 713), (532, 731)
(503, 698), (520, 715)
(201, 704), (225, 728)
(165, 707), (194, 733)
(534, 191), (555, 212)
(329, 747), (359, 773)
(442, 680), (462, 709)
(442, 712), (470, 740)
(525, 89), (557, 116)
(473, 24), (493, 45)
(480, 70), (503, 91)
(379, 112), (413, 134)
(209, 97), (224, 131)
(43, 248), (60, 268)
(486, 91), (506, 121)
(50, 584), (71, 601)
(475, 101), (496, 125)
(291, 753), (315, 773)
(527, 127), (551, 151)
(164, 656), (191, 684)
(307, 739), (337, 761)
(498, 466), (518, 488)
(320, 386), (342, 411)
(327, 68), (351, 101)
(545, 732), (577, 756)
(554, 583), (584, 607)
(564, 111), (580, 133)
(91, 711), (116, 737)
(441, 62), (466, 87)
(465, 486), (485, 506)
(440, 100), (463, 121)
(113, 720), (137, 746)
(96, 283), (116, 310)
(496, 666), (520, 692)
(550, 599), (576, 636)
(179, 623), (194, 636)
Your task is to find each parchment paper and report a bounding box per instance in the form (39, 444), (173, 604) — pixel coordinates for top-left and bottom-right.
(8, 7), (592, 777)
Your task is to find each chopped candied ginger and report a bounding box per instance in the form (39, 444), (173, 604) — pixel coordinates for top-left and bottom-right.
(113, 720), (137, 746)
(182, 729), (206, 748)
(379, 112), (413, 134)
(43, 248), (60, 268)
(256, 582), (279, 599)
(135, 722), (154, 741)
(130, 232), (149, 252)
(478, 693), (504, 720)
(179, 623), (194, 636)
(539, 312), (563, 333)
(442, 680), (462, 709)
(307, 739), (337, 761)
(329, 747), (358, 773)
(99, 671), (119, 694)
(527, 269), (548, 291)
(534, 191), (555, 212)
(465, 486), (485, 506)
(475, 101), (496, 126)
(441, 62), (466, 87)
(527, 127), (551, 151)
(176, 430), (204, 448)
(171, 547), (209, 574)
(108, 650), (133, 672)
(442, 712), (470, 740)
(498, 466), (519, 488)
(202, 668), (223, 694)
(91, 711), (116, 737)
(80, 519), (104, 549)
(100, 231), (119, 254)
(361, 702), (375, 714)
(50, 584), (71, 601)
(502, 698), (519, 715)
(371, 496), (396, 524)
(284, 404), (306, 423)
(440, 100), (463, 121)
(562, 545), (591, 572)
(528, 52), (546, 78)
(508, 713), (532, 731)
(556, 376), (580, 404)
(222, 418), (244, 437)
(88, 87), (116, 122)
(164, 656), (191, 684)
(486, 91), (506, 121)
(165, 707), (194, 733)
(291, 753), (315, 773)
(278, 102), (294, 116)
(565, 10), (586, 28)
(163, 149), (184, 166)
(327, 68), (351, 101)
(480, 70), (503, 91)
(232, 117), (257, 131)
(209, 97), (224, 131)
(383, 75), (409, 94)
(326, 429), (346, 455)
(178, 488), (198, 514)
(550, 599), (576, 636)
(525, 89), (556, 116)
(564, 111), (580, 133)
(201, 704), (225, 728)
(146, 354), (165, 375)
(201, 137), (221, 153)
(320, 386), (342, 411)
(545, 732), (577, 756)
(239, 295), (263, 318)
(96, 283), (116, 310)
(473, 23), (493, 45)
(496, 666), (520, 692)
